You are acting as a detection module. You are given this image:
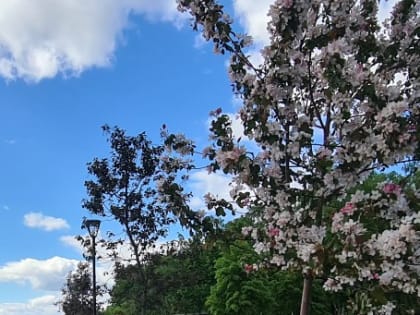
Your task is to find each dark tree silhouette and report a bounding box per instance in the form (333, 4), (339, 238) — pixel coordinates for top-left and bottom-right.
(58, 262), (95, 315)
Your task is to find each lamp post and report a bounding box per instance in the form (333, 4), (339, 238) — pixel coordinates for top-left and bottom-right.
(85, 219), (101, 315)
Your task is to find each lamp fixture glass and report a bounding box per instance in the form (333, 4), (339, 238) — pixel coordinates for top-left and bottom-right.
(85, 219), (101, 238)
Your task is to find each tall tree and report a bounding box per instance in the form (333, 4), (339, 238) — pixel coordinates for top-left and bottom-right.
(170, 0), (420, 314)
(83, 125), (216, 315)
(83, 125), (174, 315)
(58, 262), (96, 315)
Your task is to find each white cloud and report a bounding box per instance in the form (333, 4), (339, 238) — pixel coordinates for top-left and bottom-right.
(194, 33), (208, 49)
(60, 234), (118, 264)
(228, 113), (246, 141)
(232, 94), (243, 109)
(23, 212), (70, 231)
(188, 170), (233, 209)
(233, 0), (272, 47)
(0, 256), (78, 291)
(0, 256), (111, 314)
(60, 235), (82, 253)
(0, 295), (59, 315)
(378, 0), (397, 23)
(0, 0), (183, 82)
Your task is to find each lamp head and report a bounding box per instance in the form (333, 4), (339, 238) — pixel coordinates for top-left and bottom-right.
(85, 219), (101, 238)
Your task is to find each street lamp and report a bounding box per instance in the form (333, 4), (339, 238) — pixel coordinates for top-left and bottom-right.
(85, 219), (101, 315)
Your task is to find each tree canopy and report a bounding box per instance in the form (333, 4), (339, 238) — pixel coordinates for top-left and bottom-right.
(168, 0), (420, 313)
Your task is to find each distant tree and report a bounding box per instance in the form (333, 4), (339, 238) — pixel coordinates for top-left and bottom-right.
(156, 237), (218, 314)
(103, 303), (136, 315)
(58, 262), (95, 315)
(105, 237), (218, 315)
(83, 125), (217, 315)
(104, 256), (163, 314)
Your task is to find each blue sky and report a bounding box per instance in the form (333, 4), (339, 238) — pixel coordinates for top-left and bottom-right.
(0, 0), (396, 314)
(0, 1), (241, 314)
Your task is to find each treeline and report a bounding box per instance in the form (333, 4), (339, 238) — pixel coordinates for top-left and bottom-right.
(60, 170), (420, 315)
(103, 216), (339, 315)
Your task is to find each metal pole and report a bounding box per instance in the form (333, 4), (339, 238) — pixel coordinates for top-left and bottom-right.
(299, 271), (312, 315)
(92, 235), (97, 315)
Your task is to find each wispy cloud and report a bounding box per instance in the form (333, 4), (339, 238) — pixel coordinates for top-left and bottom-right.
(193, 33), (208, 49)
(23, 212), (70, 231)
(2, 205), (10, 211)
(188, 170), (233, 210)
(233, 0), (272, 47)
(60, 235), (82, 253)
(0, 0), (184, 82)
(4, 139), (16, 145)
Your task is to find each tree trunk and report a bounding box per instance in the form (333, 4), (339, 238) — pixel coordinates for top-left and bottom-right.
(300, 270), (313, 315)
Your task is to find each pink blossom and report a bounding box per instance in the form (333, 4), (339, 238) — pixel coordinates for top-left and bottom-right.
(215, 146), (246, 169)
(240, 197), (250, 207)
(407, 124), (416, 134)
(209, 107), (222, 117)
(323, 278), (342, 292)
(244, 264), (253, 273)
(340, 202), (356, 215)
(203, 193), (214, 204)
(383, 183), (401, 196)
(268, 227), (280, 237)
(242, 226), (253, 236)
(281, 0), (293, 9)
(206, 165), (214, 174)
(202, 146), (213, 158)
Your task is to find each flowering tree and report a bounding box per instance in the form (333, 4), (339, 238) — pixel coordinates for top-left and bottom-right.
(174, 0), (420, 314)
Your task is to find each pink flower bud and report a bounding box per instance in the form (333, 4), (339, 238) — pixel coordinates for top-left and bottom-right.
(340, 202), (355, 215)
(209, 107), (222, 117)
(244, 264), (253, 273)
(268, 227), (280, 237)
(383, 183), (401, 195)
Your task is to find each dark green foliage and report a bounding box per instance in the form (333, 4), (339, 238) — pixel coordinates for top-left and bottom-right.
(58, 262), (96, 315)
(205, 239), (333, 315)
(83, 125), (173, 265)
(106, 238), (218, 315)
(109, 262), (163, 315)
(206, 241), (275, 315)
(157, 239), (218, 314)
